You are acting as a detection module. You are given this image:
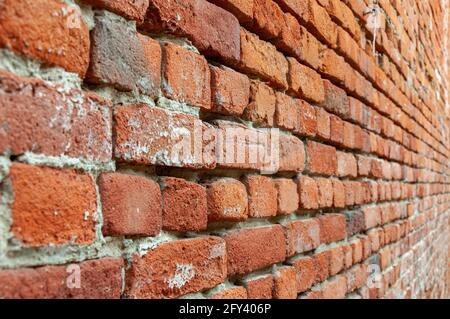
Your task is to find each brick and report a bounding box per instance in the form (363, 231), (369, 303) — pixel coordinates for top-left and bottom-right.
(350, 239), (363, 264)
(336, 151), (357, 178)
(316, 107), (331, 140)
(238, 28), (289, 89)
(330, 115), (344, 145)
(98, 173), (162, 236)
(87, 12), (161, 98)
(205, 178), (248, 222)
(284, 218), (321, 256)
(126, 236), (226, 298)
(328, 246), (344, 276)
(243, 275), (274, 299)
(253, 0), (286, 39)
(346, 264), (368, 293)
(275, 93), (302, 133)
(287, 57), (325, 104)
(298, 100), (318, 137)
(273, 266), (297, 299)
(210, 66), (250, 116)
(298, 176), (319, 210)
(162, 42), (211, 109)
(0, 0), (90, 77)
(114, 104), (215, 169)
(322, 275), (347, 299)
(161, 177), (207, 232)
(345, 210), (365, 236)
(291, 256), (316, 293)
(344, 181), (355, 206)
(319, 49), (346, 84)
(321, 80), (350, 118)
(342, 244), (353, 269)
(357, 155), (372, 177)
(225, 226), (286, 275)
(9, 164), (97, 247)
(274, 179), (299, 215)
(0, 258), (124, 299)
(243, 175), (277, 218)
(208, 0), (254, 25)
(0, 71), (112, 162)
(144, 0), (240, 63)
(244, 80), (276, 126)
(306, 141), (337, 175)
(81, 0), (149, 22)
(316, 177), (334, 208)
(319, 214), (347, 244)
(313, 251), (330, 283)
(279, 134), (306, 172)
(363, 206), (381, 230)
(332, 179), (346, 208)
(209, 286), (248, 299)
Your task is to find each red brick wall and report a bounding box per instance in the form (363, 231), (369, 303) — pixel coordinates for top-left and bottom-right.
(0, 0), (449, 299)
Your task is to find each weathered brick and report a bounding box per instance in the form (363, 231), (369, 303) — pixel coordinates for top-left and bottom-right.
(9, 164), (97, 247)
(205, 178), (248, 222)
(290, 256), (316, 293)
(316, 107), (331, 140)
(98, 173), (162, 236)
(0, 258), (124, 299)
(238, 28), (288, 89)
(332, 179), (346, 208)
(208, 0), (254, 25)
(144, 0), (240, 63)
(161, 177), (207, 232)
(284, 218), (321, 256)
(243, 275), (274, 299)
(279, 134), (306, 172)
(328, 246), (344, 276)
(253, 0), (286, 40)
(321, 80), (350, 118)
(87, 12), (161, 98)
(243, 175), (277, 218)
(273, 266), (297, 299)
(244, 80), (276, 126)
(210, 66), (250, 116)
(0, 71), (112, 162)
(162, 42), (211, 109)
(274, 179), (299, 215)
(298, 176), (319, 210)
(126, 237), (226, 298)
(81, 0), (149, 22)
(225, 226), (286, 275)
(317, 177), (334, 208)
(287, 57), (325, 104)
(114, 104), (215, 169)
(0, 0), (90, 77)
(336, 151), (357, 178)
(307, 141), (337, 175)
(319, 214), (347, 244)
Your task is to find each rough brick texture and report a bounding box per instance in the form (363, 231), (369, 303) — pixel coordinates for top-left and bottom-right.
(0, 0), (449, 300)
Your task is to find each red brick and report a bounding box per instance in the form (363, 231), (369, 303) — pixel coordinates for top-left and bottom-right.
(253, 0), (286, 39)
(322, 275), (347, 299)
(126, 236), (226, 298)
(287, 57), (325, 104)
(319, 49), (346, 84)
(274, 179), (299, 215)
(307, 141), (337, 175)
(357, 155), (372, 177)
(298, 100), (318, 137)
(363, 206), (381, 230)
(273, 266), (297, 299)
(81, 0), (149, 22)
(114, 104), (215, 169)
(9, 164), (97, 247)
(275, 93), (302, 133)
(0, 71), (112, 162)
(319, 214), (347, 244)
(291, 256), (316, 293)
(345, 210), (365, 236)
(298, 176), (319, 210)
(144, 0), (240, 63)
(284, 219), (321, 256)
(208, 0), (254, 25)
(244, 80), (276, 126)
(336, 151), (357, 178)
(243, 175), (277, 218)
(161, 177), (207, 232)
(98, 173), (162, 236)
(321, 80), (350, 118)
(350, 239), (363, 264)
(316, 177), (334, 208)
(344, 180), (355, 206)
(313, 250), (330, 283)
(238, 28), (289, 89)
(332, 179), (346, 208)
(342, 244), (353, 269)
(330, 115), (345, 145)
(316, 107), (331, 140)
(0, 0), (90, 77)
(87, 13), (161, 98)
(279, 134), (306, 172)
(346, 264), (368, 293)
(243, 275), (274, 299)
(210, 286), (248, 299)
(210, 66), (250, 116)
(225, 226), (286, 275)
(0, 258), (124, 299)
(161, 42), (211, 109)
(205, 178), (248, 222)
